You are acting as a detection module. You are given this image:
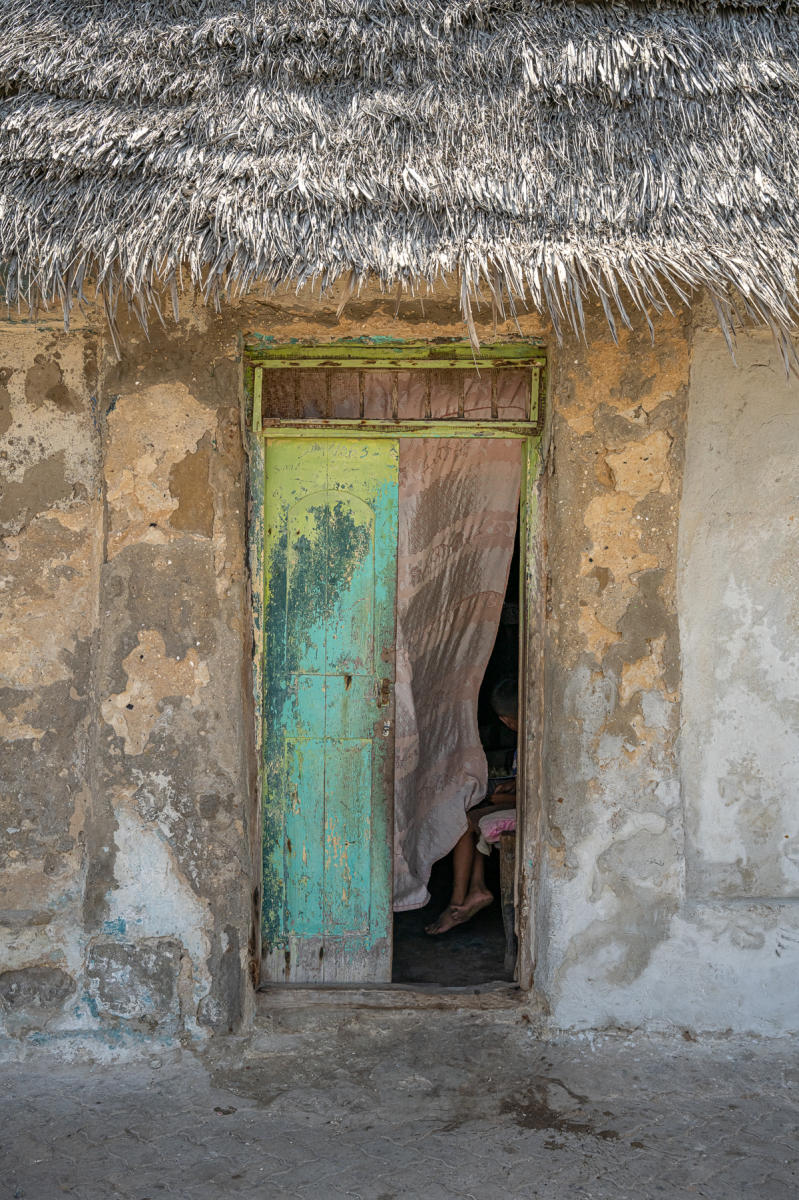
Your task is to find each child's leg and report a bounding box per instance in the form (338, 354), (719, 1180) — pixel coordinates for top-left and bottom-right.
(450, 830), (475, 906)
(467, 844), (488, 898)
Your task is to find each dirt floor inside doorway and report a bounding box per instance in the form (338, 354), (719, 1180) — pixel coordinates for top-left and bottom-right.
(392, 852), (512, 986)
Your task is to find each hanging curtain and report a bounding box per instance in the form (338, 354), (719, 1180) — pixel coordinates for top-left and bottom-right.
(393, 438), (522, 911)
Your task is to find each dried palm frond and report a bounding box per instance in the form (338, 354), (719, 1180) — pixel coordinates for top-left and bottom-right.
(0, 0), (798, 347)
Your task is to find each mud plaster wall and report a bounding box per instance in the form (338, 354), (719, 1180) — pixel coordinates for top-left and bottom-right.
(2, 287), (546, 1049)
(0, 327), (103, 1040)
(536, 306), (690, 1029)
(1, 284), (797, 1045)
(0, 287), (554, 1048)
(0, 309), (255, 1050)
(679, 325), (799, 901)
(538, 300), (799, 1035)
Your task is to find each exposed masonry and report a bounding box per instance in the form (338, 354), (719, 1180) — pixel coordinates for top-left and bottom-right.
(0, 285), (797, 1053)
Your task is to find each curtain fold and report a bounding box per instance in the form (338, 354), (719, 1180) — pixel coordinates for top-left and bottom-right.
(393, 438), (521, 911)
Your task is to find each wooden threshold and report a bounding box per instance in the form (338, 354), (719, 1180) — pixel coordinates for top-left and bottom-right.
(256, 981), (531, 1012)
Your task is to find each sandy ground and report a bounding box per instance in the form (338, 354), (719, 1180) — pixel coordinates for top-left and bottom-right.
(2, 1008), (798, 1199)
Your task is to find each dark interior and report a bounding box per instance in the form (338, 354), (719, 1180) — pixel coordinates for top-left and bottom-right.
(392, 521), (520, 986)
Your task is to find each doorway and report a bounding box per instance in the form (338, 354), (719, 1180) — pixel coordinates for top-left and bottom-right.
(392, 518), (521, 985)
(249, 342), (544, 988)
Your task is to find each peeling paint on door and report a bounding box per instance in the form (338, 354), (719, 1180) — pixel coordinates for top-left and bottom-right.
(261, 439), (398, 983)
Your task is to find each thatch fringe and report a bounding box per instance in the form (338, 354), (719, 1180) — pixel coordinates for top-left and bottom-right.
(1, 0), (799, 349)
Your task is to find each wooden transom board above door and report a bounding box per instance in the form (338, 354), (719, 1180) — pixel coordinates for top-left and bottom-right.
(262, 438), (398, 983)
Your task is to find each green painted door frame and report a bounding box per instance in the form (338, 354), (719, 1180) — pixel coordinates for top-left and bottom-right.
(247, 342), (545, 988)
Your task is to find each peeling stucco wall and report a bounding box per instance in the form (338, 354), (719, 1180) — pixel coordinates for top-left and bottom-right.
(1, 284), (798, 1047)
(0, 326), (101, 1043)
(679, 329), (799, 901)
(537, 307), (689, 1027)
(538, 302), (799, 1035)
(1, 310), (255, 1052)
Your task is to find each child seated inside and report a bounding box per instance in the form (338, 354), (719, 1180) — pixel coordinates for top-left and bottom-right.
(425, 677), (518, 935)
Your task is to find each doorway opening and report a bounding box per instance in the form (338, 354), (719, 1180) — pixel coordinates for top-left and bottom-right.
(392, 519), (521, 986)
(248, 342), (544, 991)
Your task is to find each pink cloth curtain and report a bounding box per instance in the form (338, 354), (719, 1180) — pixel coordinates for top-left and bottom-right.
(393, 438), (522, 911)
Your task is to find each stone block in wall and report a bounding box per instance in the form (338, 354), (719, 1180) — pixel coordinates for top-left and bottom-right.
(0, 965), (75, 1011)
(86, 938), (183, 1021)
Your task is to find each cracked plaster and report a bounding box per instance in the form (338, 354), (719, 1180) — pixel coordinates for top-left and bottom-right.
(2, 288), (799, 1046)
(101, 630), (210, 756)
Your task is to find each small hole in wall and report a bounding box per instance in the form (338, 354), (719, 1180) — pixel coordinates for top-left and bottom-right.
(126, 703), (134, 710)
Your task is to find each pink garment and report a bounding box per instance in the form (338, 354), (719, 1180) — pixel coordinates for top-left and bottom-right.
(392, 437), (521, 910)
(476, 808), (517, 855)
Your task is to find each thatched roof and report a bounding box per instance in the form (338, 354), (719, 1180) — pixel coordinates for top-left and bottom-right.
(1, 0), (798, 345)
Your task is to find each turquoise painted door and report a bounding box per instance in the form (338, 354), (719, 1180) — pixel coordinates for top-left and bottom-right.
(262, 439), (398, 982)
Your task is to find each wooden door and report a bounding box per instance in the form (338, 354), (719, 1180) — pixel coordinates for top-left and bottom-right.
(261, 438), (398, 982)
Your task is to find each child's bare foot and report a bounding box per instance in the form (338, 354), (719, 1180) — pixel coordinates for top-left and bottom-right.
(425, 890), (494, 935)
(456, 890), (494, 924)
(424, 904), (464, 935)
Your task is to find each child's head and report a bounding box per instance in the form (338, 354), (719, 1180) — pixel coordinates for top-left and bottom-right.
(490, 676), (519, 732)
